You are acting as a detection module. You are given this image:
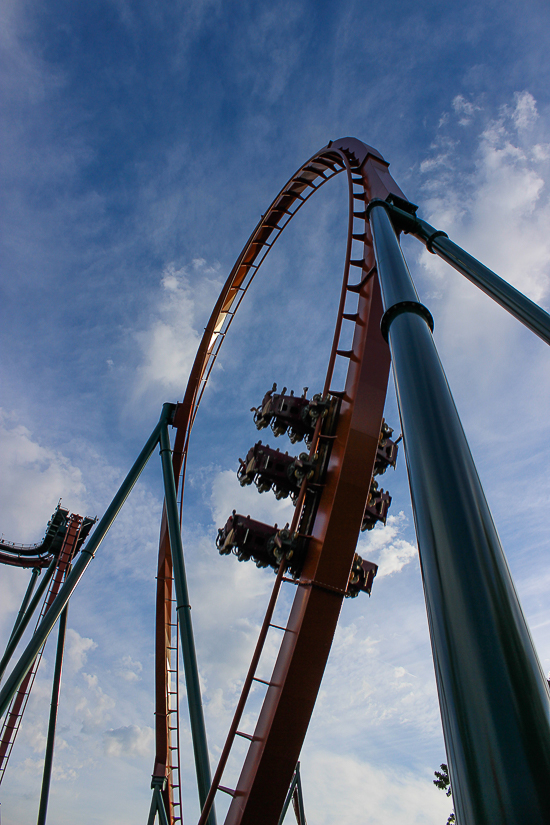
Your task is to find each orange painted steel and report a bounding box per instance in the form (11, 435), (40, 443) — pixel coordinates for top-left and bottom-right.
(196, 415), (325, 825)
(153, 139), (406, 823)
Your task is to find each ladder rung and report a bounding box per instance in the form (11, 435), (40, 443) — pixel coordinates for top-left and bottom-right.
(253, 677), (274, 687)
(236, 730), (255, 741)
(269, 623), (287, 631)
(218, 786), (236, 797)
(285, 190), (306, 201)
(347, 266), (376, 293)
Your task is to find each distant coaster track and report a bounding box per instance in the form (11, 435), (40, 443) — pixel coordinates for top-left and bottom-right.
(156, 138), (406, 824)
(0, 507), (94, 568)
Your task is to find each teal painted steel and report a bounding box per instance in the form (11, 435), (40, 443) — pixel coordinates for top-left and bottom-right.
(7, 566), (40, 647)
(386, 201), (550, 347)
(277, 768), (298, 825)
(37, 604), (68, 825)
(370, 201), (550, 824)
(159, 421), (217, 825)
(277, 763), (306, 825)
(0, 405), (172, 719)
(147, 784), (170, 825)
(0, 559), (56, 681)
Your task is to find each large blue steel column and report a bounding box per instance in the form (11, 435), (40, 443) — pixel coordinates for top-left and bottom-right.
(368, 199), (550, 825)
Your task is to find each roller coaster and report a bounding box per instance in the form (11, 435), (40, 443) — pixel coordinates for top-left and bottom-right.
(1, 137), (550, 825)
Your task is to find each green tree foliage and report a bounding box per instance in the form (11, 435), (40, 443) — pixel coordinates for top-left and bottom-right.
(433, 763), (455, 824)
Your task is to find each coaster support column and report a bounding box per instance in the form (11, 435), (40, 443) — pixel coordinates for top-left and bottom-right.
(368, 198), (550, 824)
(159, 420), (216, 825)
(37, 604), (68, 825)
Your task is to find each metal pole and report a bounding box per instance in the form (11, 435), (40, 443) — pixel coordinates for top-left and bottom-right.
(386, 202), (550, 346)
(146, 791), (158, 825)
(0, 405), (173, 718)
(368, 199), (550, 825)
(277, 770), (298, 825)
(159, 422), (217, 825)
(293, 763), (306, 825)
(36, 604), (68, 825)
(147, 777), (170, 825)
(7, 567), (41, 648)
(153, 788), (170, 825)
(0, 560), (56, 681)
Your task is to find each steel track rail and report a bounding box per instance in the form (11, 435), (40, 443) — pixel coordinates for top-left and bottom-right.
(154, 139), (406, 824)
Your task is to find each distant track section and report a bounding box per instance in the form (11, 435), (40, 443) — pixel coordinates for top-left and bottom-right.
(0, 505), (95, 568)
(0, 513), (87, 785)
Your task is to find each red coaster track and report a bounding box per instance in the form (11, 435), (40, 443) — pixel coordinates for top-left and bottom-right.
(155, 138), (407, 824)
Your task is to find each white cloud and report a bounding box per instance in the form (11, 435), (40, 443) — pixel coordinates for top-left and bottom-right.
(532, 143), (550, 161)
(298, 752), (451, 825)
(0, 409), (86, 541)
(357, 512), (417, 578)
(131, 261), (222, 407)
(74, 674), (116, 732)
(419, 153), (451, 174)
(452, 95), (477, 117)
(417, 91), (550, 419)
(103, 724), (154, 758)
(65, 629), (97, 673)
(210, 467), (295, 530)
(509, 90), (538, 131)
(117, 655), (143, 682)
(452, 94), (480, 126)
(185, 529), (281, 695)
(421, 93), (550, 307)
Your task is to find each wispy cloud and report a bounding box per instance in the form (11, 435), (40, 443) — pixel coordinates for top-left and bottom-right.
(129, 260), (222, 412)
(0, 409), (86, 541)
(65, 629), (97, 674)
(103, 724), (154, 758)
(357, 512), (417, 578)
(298, 751), (451, 825)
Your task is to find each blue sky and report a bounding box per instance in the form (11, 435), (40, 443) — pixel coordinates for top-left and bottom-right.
(2, 1), (550, 823)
